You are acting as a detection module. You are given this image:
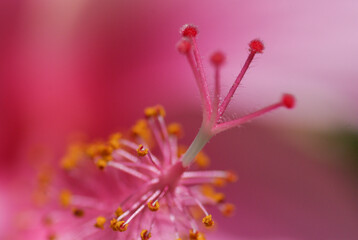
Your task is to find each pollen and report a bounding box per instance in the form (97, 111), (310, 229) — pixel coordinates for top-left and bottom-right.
(115, 206), (124, 218)
(72, 208), (85, 217)
(144, 105), (166, 118)
(59, 190), (72, 207)
(140, 229), (152, 240)
(167, 123), (183, 137)
(94, 216), (106, 229)
(147, 200), (160, 211)
(137, 144), (148, 157)
(202, 215), (214, 227)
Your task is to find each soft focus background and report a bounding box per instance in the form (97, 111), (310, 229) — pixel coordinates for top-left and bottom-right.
(1, 0), (358, 239)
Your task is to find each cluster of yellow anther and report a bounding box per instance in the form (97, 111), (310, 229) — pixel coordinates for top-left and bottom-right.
(85, 132), (122, 170)
(59, 190), (72, 207)
(140, 229), (152, 240)
(201, 185), (225, 203)
(144, 105), (166, 118)
(167, 122), (183, 137)
(72, 208), (84, 217)
(147, 200), (160, 211)
(137, 144), (149, 157)
(94, 216), (106, 229)
(115, 206), (124, 218)
(60, 143), (85, 170)
(202, 215), (214, 227)
(110, 218), (128, 232)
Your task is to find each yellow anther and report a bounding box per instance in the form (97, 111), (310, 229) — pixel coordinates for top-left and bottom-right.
(226, 171), (238, 182)
(96, 158), (107, 170)
(202, 215), (214, 227)
(144, 107), (157, 118)
(212, 192), (226, 203)
(140, 229), (152, 240)
(201, 185), (225, 203)
(144, 105), (166, 118)
(221, 203), (235, 217)
(195, 151), (210, 168)
(167, 123), (183, 137)
(117, 221), (128, 232)
(201, 185), (215, 197)
(156, 105), (166, 117)
(131, 119), (152, 145)
(189, 229), (199, 240)
(115, 206), (124, 218)
(86, 143), (99, 158)
(59, 190), (72, 207)
(213, 178), (226, 187)
(110, 219), (128, 232)
(137, 144), (148, 157)
(147, 200), (160, 211)
(109, 133), (122, 149)
(72, 208), (85, 217)
(94, 216), (106, 229)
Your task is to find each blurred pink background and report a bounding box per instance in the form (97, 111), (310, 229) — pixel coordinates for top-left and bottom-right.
(1, 0), (358, 239)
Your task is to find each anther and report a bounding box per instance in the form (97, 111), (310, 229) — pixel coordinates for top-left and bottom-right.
(141, 229), (152, 240)
(177, 38), (192, 54)
(110, 219), (128, 232)
(221, 203), (235, 217)
(109, 132), (122, 149)
(195, 151), (210, 168)
(202, 215), (214, 227)
(115, 206), (124, 218)
(249, 39), (264, 53)
(282, 94), (295, 109)
(59, 190), (72, 207)
(94, 216), (106, 229)
(72, 208), (85, 217)
(147, 200), (160, 211)
(137, 144), (148, 157)
(189, 229), (199, 240)
(167, 123), (183, 137)
(226, 171), (238, 182)
(180, 24), (199, 37)
(210, 51), (225, 66)
(96, 158), (107, 170)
